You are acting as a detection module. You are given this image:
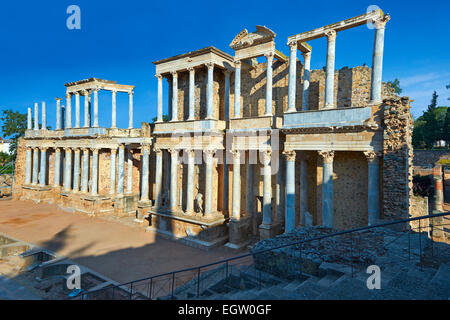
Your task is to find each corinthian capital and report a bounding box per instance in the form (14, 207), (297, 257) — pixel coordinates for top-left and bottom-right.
(261, 150), (272, 165)
(364, 151), (381, 163)
(318, 150), (335, 163)
(325, 29), (337, 41)
(288, 40), (297, 50)
(283, 150), (296, 161)
(372, 13), (391, 30)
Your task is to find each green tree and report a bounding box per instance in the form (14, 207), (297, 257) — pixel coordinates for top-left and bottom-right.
(444, 107), (450, 145)
(151, 115), (169, 123)
(0, 109), (27, 160)
(387, 78), (402, 94)
(421, 91), (439, 148)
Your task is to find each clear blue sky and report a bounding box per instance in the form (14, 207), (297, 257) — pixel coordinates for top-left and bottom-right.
(0, 0), (449, 135)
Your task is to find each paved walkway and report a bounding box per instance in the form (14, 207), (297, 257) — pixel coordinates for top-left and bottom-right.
(0, 275), (41, 300)
(0, 200), (237, 284)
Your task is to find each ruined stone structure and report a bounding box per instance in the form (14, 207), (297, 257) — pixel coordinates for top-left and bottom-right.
(13, 9), (415, 249)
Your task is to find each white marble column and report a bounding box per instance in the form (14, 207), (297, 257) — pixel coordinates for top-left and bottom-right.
(128, 90), (134, 129)
(32, 147), (39, 185)
(224, 70), (231, 121)
(41, 102), (47, 130)
(206, 63), (214, 119)
(109, 148), (117, 195)
(93, 88), (99, 128)
(319, 150), (334, 228)
(156, 74), (163, 122)
(27, 107), (32, 130)
(365, 151), (380, 226)
(300, 157), (308, 225)
(53, 147), (61, 187)
(66, 93), (72, 129)
(302, 51), (311, 111)
(111, 89), (117, 128)
(169, 149), (178, 211)
(265, 53), (274, 116)
(233, 61), (241, 118)
(83, 90), (90, 128)
(246, 160), (254, 217)
(171, 72), (178, 121)
(324, 30), (337, 109)
(231, 150), (241, 220)
(154, 148), (163, 208)
(204, 149), (215, 216)
(287, 41), (297, 113)
(73, 148), (80, 192)
(117, 145), (125, 195)
(284, 151), (296, 232)
(63, 148), (72, 192)
(25, 147), (32, 184)
(75, 92), (80, 128)
(140, 145), (150, 201)
(186, 149), (195, 213)
(370, 15), (390, 105)
(55, 98), (62, 130)
(34, 103), (39, 130)
(91, 148), (99, 195)
(188, 68), (195, 120)
(126, 147), (133, 193)
(261, 151), (272, 226)
(81, 148), (89, 193)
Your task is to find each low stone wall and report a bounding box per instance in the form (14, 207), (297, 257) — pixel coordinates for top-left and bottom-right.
(413, 150), (450, 167)
(0, 174), (13, 197)
(410, 195), (430, 232)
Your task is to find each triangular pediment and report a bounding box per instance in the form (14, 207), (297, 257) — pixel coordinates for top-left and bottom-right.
(230, 25), (276, 50)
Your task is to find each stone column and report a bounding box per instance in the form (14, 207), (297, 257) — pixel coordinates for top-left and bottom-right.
(117, 145), (125, 195)
(432, 165), (444, 212)
(246, 161), (254, 218)
(61, 105), (65, 129)
(224, 70), (231, 121)
(370, 14), (390, 105)
(265, 53), (274, 116)
(319, 150), (334, 228)
(93, 88), (99, 128)
(204, 149), (215, 216)
(55, 98), (62, 130)
(284, 151), (296, 232)
(154, 148), (163, 208)
(128, 90), (134, 128)
(276, 157), (284, 224)
(364, 151), (380, 225)
(233, 61), (241, 118)
(91, 148), (99, 195)
(111, 89), (117, 128)
(109, 148), (117, 195)
(188, 68), (195, 120)
(186, 149), (195, 214)
(32, 147), (39, 185)
(81, 148), (89, 193)
(27, 107), (32, 130)
(287, 41), (297, 113)
(25, 147), (32, 184)
(126, 148), (133, 193)
(41, 102), (47, 130)
(66, 93), (72, 129)
(53, 148), (61, 187)
(63, 148), (72, 192)
(261, 150), (272, 226)
(156, 74), (163, 122)
(206, 62), (214, 119)
(75, 92), (80, 128)
(34, 102), (39, 130)
(169, 149), (179, 211)
(171, 72), (178, 121)
(300, 157), (308, 225)
(231, 150), (241, 220)
(73, 148), (81, 192)
(140, 145), (150, 201)
(83, 90), (90, 128)
(302, 51), (311, 110)
(324, 30), (337, 109)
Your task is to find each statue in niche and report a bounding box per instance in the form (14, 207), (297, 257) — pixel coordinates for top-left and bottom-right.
(195, 185), (203, 214)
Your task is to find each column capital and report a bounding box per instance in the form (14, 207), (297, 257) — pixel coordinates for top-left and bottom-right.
(301, 51), (311, 60)
(264, 52), (274, 60)
(206, 62), (214, 70)
(171, 71), (178, 78)
(63, 147), (72, 152)
(234, 60), (241, 67)
(187, 67), (195, 73)
(167, 148), (179, 155)
(55, 97), (62, 101)
(156, 73), (163, 80)
(118, 144), (125, 150)
(40, 146), (48, 152)
(204, 149), (216, 157)
(82, 89), (90, 96)
(74, 92), (80, 96)
(141, 144), (151, 153)
(288, 40), (297, 50)
(364, 151), (381, 163)
(92, 148), (99, 155)
(318, 150), (335, 163)
(325, 29), (337, 40)
(128, 90), (134, 96)
(110, 148), (117, 155)
(223, 68), (231, 76)
(262, 150), (272, 164)
(73, 147), (81, 153)
(153, 147), (162, 155)
(111, 88), (117, 94)
(54, 147), (61, 152)
(283, 150), (296, 161)
(92, 87), (100, 93)
(372, 13), (390, 30)
(66, 93), (72, 99)
(231, 149), (241, 159)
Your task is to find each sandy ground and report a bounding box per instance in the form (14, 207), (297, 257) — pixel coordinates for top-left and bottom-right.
(0, 200), (238, 283)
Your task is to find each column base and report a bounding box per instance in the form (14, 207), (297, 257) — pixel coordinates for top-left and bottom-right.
(285, 108), (297, 113)
(323, 104), (335, 109)
(226, 217), (251, 250)
(136, 200), (153, 223)
(368, 99), (383, 106)
(259, 223), (282, 240)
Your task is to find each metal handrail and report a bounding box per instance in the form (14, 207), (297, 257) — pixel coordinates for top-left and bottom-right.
(80, 211), (450, 299)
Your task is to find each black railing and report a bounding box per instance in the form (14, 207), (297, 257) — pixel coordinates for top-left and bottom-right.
(76, 211), (450, 300)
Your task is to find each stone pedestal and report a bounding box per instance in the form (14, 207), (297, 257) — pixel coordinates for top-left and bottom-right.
(136, 200), (152, 223)
(259, 222), (282, 240)
(114, 194), (139, 217)
(21, 185), (54, 203)
(225, 217), (251, 250)
(76, 194), (112, 216)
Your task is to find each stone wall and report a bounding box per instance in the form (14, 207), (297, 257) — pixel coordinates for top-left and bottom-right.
(12, 138), (26, 200)
(382, 97), (414, 221)
(413, 150), (450, 167)
(410, 195), (430, 231)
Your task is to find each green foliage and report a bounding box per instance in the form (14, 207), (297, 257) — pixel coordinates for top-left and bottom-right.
(387, 78), (402, 94)
(0, 109), (27, 160)
(151, 114), (169, 123)
(0, 152), (12, 166)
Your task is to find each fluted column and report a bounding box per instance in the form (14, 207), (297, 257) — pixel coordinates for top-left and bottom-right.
(66, 93), (72, 128)
(319, 150), (334, 228)
(140, 145), (150, 201)
(233, 61), (241, 118)
(25, 147), (32, 184)
(171, 72), (178, 121)
(261, 150), (272, 226)
(38, 146), (46, 185)
(284, 151), (296, 232)
(154, 148), (163, 208)
(128, 90), (134, 128)
(300, 157), (308, 225)
(63, 148), (72, 192)
(302, 51), (311, 110)
(111, 89), (117, 128)
(224, 70), (231, 120)
(265, 53), (274, 116)
(34, 103), (39, 130)
(109, 148), (117, 195)
(91, 148), (99, 195)
(32, 147), (39, 185)
(81, 148), (89, 193)
(186, 149), (195, 214)
(55, 98), (62, 130)
(75, 92), (80, 128)
(287, 41), (297, 113)
(73, 148), (81, 192)
(324, 30), (337, 109)
(206, 63), (214, 119)
(53, 148), (61, 187)
(41, 102), (47, 130)
(27, 107), (32, 130)
(126, 147), (133, 193)
(231, 150), (241, 220)
(156, 74), (163, 122)
(169, 149), (179, 211)
(246, 160), (254, 218)
(370, 14), (390, 105)
(83, 90), (90, 128)
(188, 68), (195, 120)
(365, 151), (380, 225)
(117, 145), (125, 195)
(93, 88), (99, 128)
(204, 149), (215, 216)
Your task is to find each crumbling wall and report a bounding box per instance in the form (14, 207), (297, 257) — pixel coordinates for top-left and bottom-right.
(413, 150), (450, 167)
(382, 97), (414, 221)
(12, 138), (26, 200)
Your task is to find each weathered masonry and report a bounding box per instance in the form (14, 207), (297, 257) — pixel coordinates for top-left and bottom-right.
(13, 9), (417, 249)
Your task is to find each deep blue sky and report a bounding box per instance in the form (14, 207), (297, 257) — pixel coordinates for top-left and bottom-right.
(0, 0), (449, 135)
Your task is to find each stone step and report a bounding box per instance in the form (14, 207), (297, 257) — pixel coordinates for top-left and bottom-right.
(283, 279), (304, 291)
(316, 276), (375, 300)
(316, 273), (341, 288)
(293, 280), (327, 300)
